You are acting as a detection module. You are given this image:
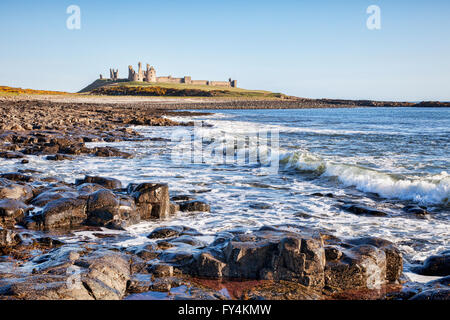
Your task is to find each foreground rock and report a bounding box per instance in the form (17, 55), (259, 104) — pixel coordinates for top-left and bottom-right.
(177, 226), (402, 293)
(129, 183), (171, 219)
(415, 251), (450, 276)
(1, 248), (130, 300)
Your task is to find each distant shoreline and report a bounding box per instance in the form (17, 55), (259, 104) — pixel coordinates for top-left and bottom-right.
(1, 94), (449, 110)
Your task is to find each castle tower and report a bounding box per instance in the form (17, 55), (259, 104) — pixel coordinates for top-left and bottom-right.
(144, 64), (156, 82)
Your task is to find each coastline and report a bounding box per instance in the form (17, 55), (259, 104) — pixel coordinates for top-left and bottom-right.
(0, 96), (448, 301)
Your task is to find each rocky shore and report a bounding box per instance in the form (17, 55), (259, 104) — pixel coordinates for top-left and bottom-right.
(0, 96), (448, 300)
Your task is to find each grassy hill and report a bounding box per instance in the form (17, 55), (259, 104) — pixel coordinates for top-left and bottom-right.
(0, 86), (71, 96)
(81, 80), (288, 99)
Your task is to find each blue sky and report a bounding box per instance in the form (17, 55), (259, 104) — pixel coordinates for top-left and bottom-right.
(0, 0), (449, 101)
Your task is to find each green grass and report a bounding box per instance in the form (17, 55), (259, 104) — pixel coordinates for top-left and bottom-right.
(115, 81), (286, 99)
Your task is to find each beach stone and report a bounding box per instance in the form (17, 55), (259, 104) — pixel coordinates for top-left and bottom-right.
(93, 146), (132, 158)
(410, 288), (450, 300)
(76, 183), (106, 195)
(147, 263), (174, 277)
(31, 190), (79, 207)
(75, 176), (122, 190)
(179, 200), (210, 212)
(0, 182), (33, 202)
(324, 244), (387, 291)
(148, 226), (184, 239)
(0, 199), (29, 228)
(46, 154), (74, 161)
(86, 190), (139, 229)
(5, 250), (130, 300)
(0, 227), (22, 248)
(0, 151), (24, 159)
(31, 198), (87, 231)
(129, 183), (170, 219)
(340, 203), (388, 217)
(417, 251), (450, 276)
(346, 237), (403, 282)
(0, 172), (34, 183)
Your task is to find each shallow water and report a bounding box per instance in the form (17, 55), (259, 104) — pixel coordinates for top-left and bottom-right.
(1, 107), (449, 267)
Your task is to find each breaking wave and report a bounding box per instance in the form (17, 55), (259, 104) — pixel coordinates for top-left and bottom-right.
(280, 151), (450, 205)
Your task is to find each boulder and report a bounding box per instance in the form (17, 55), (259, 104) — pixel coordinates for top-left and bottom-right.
(179, 200), (210, 212)
(86, 190), (139, 229)
(417, 251), (450, 276)
(0, 182), (33, 202)
(129, 183), (170, 219)
(75, 176), (122, 190)
(0, 227), (22, 248)
(410, 289), (450, 300)
(76, 183), (106, 195)
(340, 203), (387, 217)
(0, 199), (29, 228)
(148, 226), (184, 239)
(0, 172), (34, 182)
(93, 147), (132, 159)
(31, 190), (79, 207)
(185, 226), (326, 290)
(31, 198), (87, 231)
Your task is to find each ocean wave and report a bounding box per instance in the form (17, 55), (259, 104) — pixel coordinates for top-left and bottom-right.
(280, 151), (450, 205)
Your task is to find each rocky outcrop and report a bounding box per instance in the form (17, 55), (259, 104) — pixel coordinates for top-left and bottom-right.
(178, 226), (402, 293)
(129, 183), (170, 219)
(2, 248), (130, 300)
(0, 199), (29, 228)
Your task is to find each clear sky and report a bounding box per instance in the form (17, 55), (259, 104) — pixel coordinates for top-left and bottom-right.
(0, 0), (449, 101)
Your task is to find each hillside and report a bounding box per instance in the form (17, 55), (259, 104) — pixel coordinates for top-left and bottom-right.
(80, 80), (290, 99)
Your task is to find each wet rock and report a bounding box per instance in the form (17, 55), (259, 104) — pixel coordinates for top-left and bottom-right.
(0, 172), (34, 183)
(5, 250), (130, 300)
(186, 227), (326, 290)
(0, 151), (24, 159)
(86, 190), (140, 229)
(345, 237), (403, 282)
(416, 251), (450, 276)
(410, 288), (450, 300)
(30, 198), (87, 231)
(169, 202), (180, 215)
(76, 183), (106, 195)
(147, 263), (174, 277)
(129, 183), (170, 219)
(171, 195), (195, 202)
(179, 201), (210, 213)
(0, 227), (22, 248)
(46, 154), (74, 161)
(75, 175), (122, 190)
(324, 245), (387, 291)
(403, 205), (429, 216)
(0, 199), (29, 228)
(0, 182), (33, 202)
(148, 226), (184, 239)
(249, 202), (272, 210)
(340, 203), (388, 217)
(127, 274), (152, 293)
(93, 146), (132, 159)
(30, 189), (79, 207)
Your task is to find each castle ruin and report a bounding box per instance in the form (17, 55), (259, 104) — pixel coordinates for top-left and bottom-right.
(101, 62), (237, 88)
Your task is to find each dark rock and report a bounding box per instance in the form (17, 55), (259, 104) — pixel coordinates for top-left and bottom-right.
(0, 151), (24, 159)
(403, 205), (429, 216)
(249, 202), (272, 210)
(0, 227), (22, 248)
(76, 183), (106, 195)
(147, 263), (174, 277)
(86, 190), (140, 229)
(179, 201), (210, 212)
(0, 199), (29, 228)
(170, 195), (194, 202)
(169, 202), (180, 215)
(31, 190), (79, 207)
(340, 203), (388, 217)
(417, 251), (450, 276)
(0, 182), (33, 202)
(93, 146), (132, 158)
(0, 172), (34, 182)
(148, 226), (184, 239)
(129, 183), (170, 219)
(410, 288), (450, 300)
(46, 154), (74, 161)
(185, 227), (326, 290)
(31, 197), (87, 231)
(345, 237), (403, 282)
(75, 176), (122, 190)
